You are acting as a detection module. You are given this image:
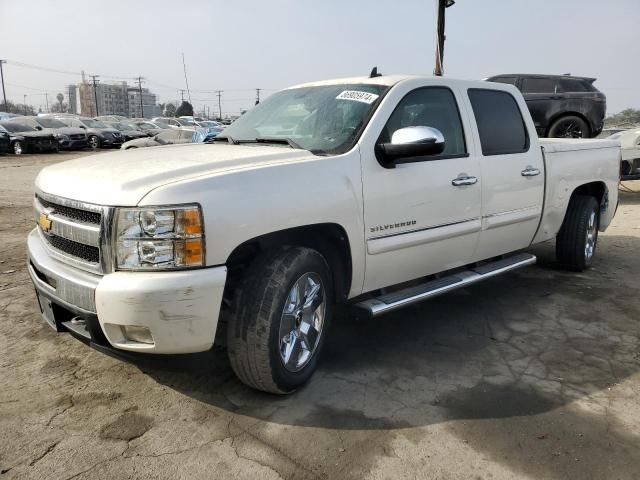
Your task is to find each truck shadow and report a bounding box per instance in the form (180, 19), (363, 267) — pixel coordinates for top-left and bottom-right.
(127, 234), (640, 477)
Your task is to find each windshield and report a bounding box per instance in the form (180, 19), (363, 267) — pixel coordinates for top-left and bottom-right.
(1, 123), (36, 132)
(81, 119), (109, 128)
(220, 84), (388, 154)
(176, 118), (196, 126)
(36, 118), (67, 128)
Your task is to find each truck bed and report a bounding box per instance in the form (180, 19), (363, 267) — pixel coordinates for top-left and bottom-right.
(533, 138), (620, 244)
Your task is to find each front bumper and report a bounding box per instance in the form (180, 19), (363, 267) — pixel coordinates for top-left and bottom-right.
(59, 139), (88, 150)
(27, 228), (227, 354)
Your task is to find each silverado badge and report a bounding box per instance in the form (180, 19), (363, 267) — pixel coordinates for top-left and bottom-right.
(38, 213), (53, 233)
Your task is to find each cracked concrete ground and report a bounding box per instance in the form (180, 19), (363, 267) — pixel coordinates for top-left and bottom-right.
(1, 151), (639, 479)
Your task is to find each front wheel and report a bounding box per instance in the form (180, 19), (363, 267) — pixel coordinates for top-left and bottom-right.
(556, 195), (600, 271)
(12, 141), (23, 155)
(548, 115), (590, 138)
(88, 135), (100, 149)
(227, 247), (333, 394)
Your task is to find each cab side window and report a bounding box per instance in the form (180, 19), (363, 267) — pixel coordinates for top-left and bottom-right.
(468, 88), (529, 156)
(379, 87), (467, 158)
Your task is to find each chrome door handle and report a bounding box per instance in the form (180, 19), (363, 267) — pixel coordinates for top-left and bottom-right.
(521, 166), (541, 177)
(451, 175), (478, 186)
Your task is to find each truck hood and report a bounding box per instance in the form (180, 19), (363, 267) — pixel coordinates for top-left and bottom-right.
(35, 142), (312, 205)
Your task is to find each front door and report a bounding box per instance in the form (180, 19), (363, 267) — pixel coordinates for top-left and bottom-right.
(360, 83), (482, 293)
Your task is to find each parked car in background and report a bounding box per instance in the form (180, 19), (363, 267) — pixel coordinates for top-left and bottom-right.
(7, 116), (87, 150)
(179, 115), (206, 122)
(486, 74), (606, 138)
(121, 128), (195, 149)
(0, 125), (10, 153)
(0, 112), (21, 121)
(0, 121), (59, 154)
(151, 117), (197, 130)
(130, 120), (169, 136)
(597, 127), (629, 139)
(96, 115), (128, 123)
(102, 121), (149, 141)
(609, 129), (640, 180)
(54, 116), (123, 149)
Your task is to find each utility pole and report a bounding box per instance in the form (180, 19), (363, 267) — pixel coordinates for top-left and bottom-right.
(216, 90), (223, 120)
(181, 53), (192, 105)
(178, 89), (186, 103)
(433, 0), (455, 76)
(89, 75), (100, 116)
(136, 76), (145, 118)
(23, 94), (27, 115)
(255, 88), (261, 105)
(45, 93), (49, 113)
(0, 60), (7, 110)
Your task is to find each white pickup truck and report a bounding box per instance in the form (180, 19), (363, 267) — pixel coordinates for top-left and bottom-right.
(28, 74), (620, 393)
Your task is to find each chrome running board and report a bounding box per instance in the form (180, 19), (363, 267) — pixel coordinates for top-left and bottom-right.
(355, 253), (536, 317)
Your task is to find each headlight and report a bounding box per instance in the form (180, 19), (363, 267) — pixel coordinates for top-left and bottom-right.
(115, 205), (205, 270)
(56, 134), (69, 141)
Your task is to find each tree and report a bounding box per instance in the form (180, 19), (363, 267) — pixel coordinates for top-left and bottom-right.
(56, 93), (65, 112)
(0, 100), (35, 115)
(175, 101), (194, 117)
(164, 103), (177, 117)
(50, 101), (68, 113)
(605, 108), (640, 127)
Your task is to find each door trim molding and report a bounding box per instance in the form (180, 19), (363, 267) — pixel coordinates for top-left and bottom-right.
(367, 218), (481, 255)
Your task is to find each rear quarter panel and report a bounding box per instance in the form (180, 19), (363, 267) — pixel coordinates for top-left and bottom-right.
(533, 139), (620, 244)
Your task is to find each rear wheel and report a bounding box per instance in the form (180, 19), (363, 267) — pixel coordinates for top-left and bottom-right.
(556, 195), (599, 271)
(88, 135), (100, 149)
(226, 247), (333, 394)
(548, 115), (590, 138)
(12, 141), (23, 155)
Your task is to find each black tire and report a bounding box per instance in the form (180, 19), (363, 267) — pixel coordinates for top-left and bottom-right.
(12, 141), (24, 155)
(227, 246), (334, 394)
(88, 135), (100, 149)
(556, 195), (600, 271)
(548, 115), (590, 139)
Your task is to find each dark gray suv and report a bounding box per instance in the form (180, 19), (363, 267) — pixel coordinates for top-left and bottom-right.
(486, 74), (606, 138)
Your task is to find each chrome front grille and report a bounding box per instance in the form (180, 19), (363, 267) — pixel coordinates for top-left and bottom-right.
(34, 192), (112, 274)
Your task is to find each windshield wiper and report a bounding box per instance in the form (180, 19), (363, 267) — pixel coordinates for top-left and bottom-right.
(253, 137), (304, 150)
(210, 135), (238, 145)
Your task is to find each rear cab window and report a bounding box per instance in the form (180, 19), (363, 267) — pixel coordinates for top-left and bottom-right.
(467, 88), (530, 156)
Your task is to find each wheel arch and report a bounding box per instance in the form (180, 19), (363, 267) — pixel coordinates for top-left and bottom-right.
(566, 181), (609, 227)
(224, 223), (354, 303)
(546, 111), (592, 137)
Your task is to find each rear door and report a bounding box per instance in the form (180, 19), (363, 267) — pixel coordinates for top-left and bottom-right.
(466, 88), (544, 260)
(521, 77), (561, 135)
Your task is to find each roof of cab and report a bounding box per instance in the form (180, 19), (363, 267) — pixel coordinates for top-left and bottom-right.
(287, 75), (421, 90)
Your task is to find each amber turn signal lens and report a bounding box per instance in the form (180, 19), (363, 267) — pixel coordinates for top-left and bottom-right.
(179, 208), (203, 236)
(181, 238), (204, 266)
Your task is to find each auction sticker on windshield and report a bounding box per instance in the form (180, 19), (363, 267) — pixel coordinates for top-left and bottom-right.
(336, 90), (380, 104)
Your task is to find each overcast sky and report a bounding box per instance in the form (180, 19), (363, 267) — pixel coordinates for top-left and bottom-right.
(0, 0), (638, 115)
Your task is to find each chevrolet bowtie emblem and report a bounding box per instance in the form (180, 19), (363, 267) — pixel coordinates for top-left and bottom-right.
(39, 213), (53, 233)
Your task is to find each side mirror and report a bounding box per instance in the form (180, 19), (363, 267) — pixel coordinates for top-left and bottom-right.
(79, 125), (86, 129)
(376, 126), (445, 168)
(35, 126), (43, 131)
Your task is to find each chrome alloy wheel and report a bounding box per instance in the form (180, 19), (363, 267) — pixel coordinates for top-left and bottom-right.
(585, 210), (597, 261)
(279, 272), (325, 372)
